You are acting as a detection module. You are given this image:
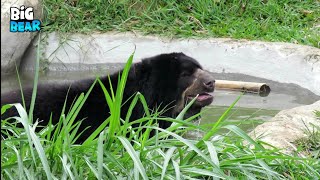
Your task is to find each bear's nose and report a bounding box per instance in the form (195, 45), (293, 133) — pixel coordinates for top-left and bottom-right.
(204, 80), (215, 90)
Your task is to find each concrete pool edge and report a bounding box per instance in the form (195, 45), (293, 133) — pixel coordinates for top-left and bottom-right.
(249, 100), (320, 155)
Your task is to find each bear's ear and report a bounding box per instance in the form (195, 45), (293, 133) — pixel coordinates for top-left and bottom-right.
(171, 52), (184, 60)
(172, 52), (185, 58)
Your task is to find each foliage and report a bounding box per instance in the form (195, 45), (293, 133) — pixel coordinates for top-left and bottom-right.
(2, 49), (320, 179)
(42, 0), (320, 47)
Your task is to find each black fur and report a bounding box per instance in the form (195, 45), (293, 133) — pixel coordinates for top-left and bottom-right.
(1, 53), (212, 143)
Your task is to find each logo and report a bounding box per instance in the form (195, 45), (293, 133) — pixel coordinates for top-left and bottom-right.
(10, 6), (41, 32)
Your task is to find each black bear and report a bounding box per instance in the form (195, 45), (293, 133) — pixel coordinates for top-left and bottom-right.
(1, 53), (215, 142)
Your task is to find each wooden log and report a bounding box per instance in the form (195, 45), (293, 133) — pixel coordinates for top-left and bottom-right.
(215, 80), (271, 97)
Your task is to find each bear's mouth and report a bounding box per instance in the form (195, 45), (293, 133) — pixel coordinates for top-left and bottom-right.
(186, 92), (214, 106)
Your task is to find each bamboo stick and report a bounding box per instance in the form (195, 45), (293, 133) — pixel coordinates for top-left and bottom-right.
(215, 80), (271, 97)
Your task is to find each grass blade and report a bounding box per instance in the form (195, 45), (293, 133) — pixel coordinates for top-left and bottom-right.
(118, 136), (148, 180)
(84, 157), (98, 179)
(12, 103), (52, 180)
(83, 117), (110, 145)
(182, 94), (242, 165)
(223, 125), (264, 150)
(181, 167), (226, 179)
(97, 131), (104, 180)
(1, 104), (12, 115)
(202, 94), (242, 141)
(145, 126), (227, 179)
(172, 160), (180, 180)
(204, 141), (220, 167)
(175, 95), (198, 121)
(28, 35), (41, 123)
(160, 147), (176, 180)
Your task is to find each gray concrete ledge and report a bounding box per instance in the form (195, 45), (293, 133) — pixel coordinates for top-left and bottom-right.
(249, 100), (320, 154)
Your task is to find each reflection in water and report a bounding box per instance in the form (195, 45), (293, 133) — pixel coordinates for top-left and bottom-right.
(201, 105), (279, 133)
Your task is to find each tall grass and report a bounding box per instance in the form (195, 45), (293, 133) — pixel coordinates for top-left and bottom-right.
(1, 44), (320, 179)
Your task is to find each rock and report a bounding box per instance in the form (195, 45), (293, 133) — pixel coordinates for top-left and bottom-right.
(1, 0), (42, 76)
(21, 32), (320, 95)
(249, 100), (320, 154)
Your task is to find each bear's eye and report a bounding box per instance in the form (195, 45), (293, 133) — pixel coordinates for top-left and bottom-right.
(180, 71), (192, 77)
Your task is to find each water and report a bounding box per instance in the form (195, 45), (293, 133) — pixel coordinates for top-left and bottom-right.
(201, 102), (280, 133)
(2, 69), (319, 133)
(198, 72), (320, 132)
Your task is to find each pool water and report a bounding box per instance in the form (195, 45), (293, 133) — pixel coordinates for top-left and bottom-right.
(201, 104), (279, 133)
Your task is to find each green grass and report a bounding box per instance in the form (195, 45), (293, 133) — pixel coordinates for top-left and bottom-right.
(294, 111), (320, 159)
(2, 44), (320, 179)
(42, 0), (320, 47)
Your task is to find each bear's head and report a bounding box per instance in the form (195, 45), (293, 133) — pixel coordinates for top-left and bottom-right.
(139, 52), (215, 119)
